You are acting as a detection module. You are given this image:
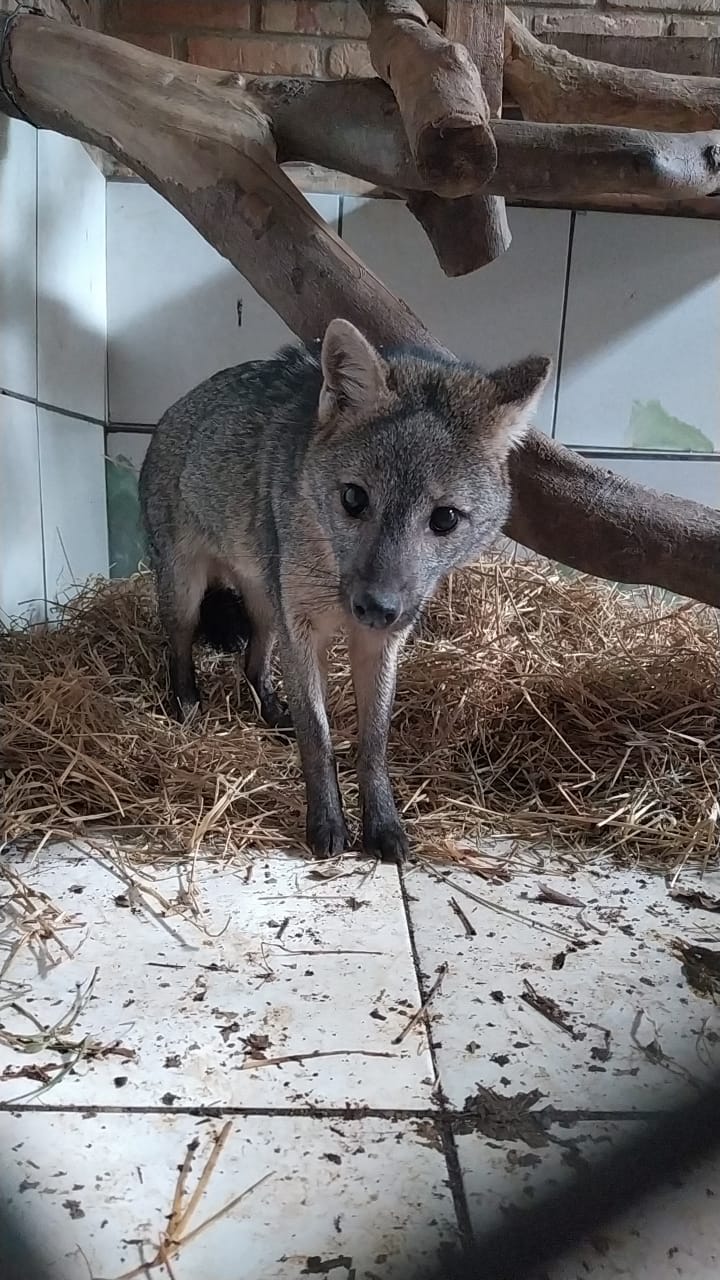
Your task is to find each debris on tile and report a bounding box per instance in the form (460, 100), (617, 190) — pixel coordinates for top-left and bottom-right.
(456, 1086), (549, 1147)
(520, 980), (584, 1041)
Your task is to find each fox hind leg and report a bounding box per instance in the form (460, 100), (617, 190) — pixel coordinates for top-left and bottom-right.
(240, 580), (293, 732)
(155, 555), (208, 723)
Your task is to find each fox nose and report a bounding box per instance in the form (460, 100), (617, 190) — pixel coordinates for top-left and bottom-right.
(351, 589), (402, 630)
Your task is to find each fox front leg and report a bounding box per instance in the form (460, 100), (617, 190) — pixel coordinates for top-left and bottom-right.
(279, 620), (350, 858)
(348, 630), (409, 863)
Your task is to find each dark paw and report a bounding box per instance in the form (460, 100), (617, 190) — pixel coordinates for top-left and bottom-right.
(363, 816), (410, 864)
(306, 809), (351, 859)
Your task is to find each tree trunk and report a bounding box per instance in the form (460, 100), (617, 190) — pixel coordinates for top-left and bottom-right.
(2, 15), (719, 606)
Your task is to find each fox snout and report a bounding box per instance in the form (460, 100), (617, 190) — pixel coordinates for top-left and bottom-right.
(349, 587), (403, 630)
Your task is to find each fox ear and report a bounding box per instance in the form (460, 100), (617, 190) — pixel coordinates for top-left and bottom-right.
(486, 356), (552, 449)
(318, 319), (388, 426)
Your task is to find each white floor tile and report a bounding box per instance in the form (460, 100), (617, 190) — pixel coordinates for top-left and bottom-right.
(457, 1117), (720, 1279)
(37, 131), (106, 421)
(37, 410), (109, 606)
(556, 212), (720, 452)
(107, 184), (340, 424)
(0, 847), (434, 1110)
(404, 864), (720, 1112)
(340, 201), (570, 438)
(0, 395), (44, 623)
(0, 117), (37, 400)
(0, 1112), (458, 1280)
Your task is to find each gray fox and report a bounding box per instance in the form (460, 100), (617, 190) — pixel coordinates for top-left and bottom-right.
(139, 319), (550, 861)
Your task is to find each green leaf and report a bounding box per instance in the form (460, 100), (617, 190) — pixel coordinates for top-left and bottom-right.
(106, 457), (148, 579)
(627, 400), (713, 453)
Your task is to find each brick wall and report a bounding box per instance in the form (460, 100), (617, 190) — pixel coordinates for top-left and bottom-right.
(101, 0), (720, 76)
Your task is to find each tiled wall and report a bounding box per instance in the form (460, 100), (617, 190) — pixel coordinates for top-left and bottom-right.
(0, 118), (108, 624)
(105, 186), (719, 578)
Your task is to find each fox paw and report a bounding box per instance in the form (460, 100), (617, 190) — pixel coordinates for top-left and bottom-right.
(363, 817), (409, 864)
(306, 810), (351, 859)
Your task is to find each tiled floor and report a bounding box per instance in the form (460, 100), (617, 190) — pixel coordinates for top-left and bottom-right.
(1, 844), (719, 1278)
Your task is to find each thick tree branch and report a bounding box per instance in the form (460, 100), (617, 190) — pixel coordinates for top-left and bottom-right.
(357, 0), (497, 196)
(407, 0), (511, 277)
(503, 8), (720, 130)
(251, 77), (720, 201)
(406, 187), (511, 274)
(3, 17), (719, 606)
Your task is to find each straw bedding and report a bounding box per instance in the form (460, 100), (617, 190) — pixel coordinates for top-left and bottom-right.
(2, 561), (718, 870)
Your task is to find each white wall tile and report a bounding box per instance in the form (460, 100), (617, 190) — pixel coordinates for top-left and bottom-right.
(107, 183), (340, 424)
(593, 454), (720, 509)
(556, 213), (720, 452)
(37, 131), (106, 420)
(0, 394), (44, 623)
(341, 201), (570, 437)
(0, 116), (37, 399)
(38, 408), (108, 605)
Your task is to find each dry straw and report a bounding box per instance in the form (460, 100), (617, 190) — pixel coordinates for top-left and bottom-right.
(2, 561), (718, 871)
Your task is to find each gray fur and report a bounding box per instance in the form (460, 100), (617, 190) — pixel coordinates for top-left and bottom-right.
(139, 319), (551, 861)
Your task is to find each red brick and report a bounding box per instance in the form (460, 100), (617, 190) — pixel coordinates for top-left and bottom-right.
(108, 1), (252, 32)
(533, 12), (665, 35)
(187, 35), (322, 75)
(114, 30), (176, 55)
(261, 0), (370, 38)
(511, 0), (597, 6)
(606, 0), (719, 8)
(326, 39), (374, 78)
(668, 16), (720, 33)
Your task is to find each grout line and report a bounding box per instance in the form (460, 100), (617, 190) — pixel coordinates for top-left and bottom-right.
(0, 1103), (662, 1122)
(397, 865), (474, 1253)
(576, 447), (720, 462)
(551, 210), (575, 441)
(33, 130), (48, 621)
(102, 429), (720, 460)
(1, 387), (106, 429)
(106, 422), (156, 434)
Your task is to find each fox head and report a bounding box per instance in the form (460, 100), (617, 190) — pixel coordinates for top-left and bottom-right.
(304, 318), (551, 633)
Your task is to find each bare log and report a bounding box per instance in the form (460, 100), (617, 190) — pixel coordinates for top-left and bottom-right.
(504, 7), (720, 130)
(3, 17), (719, 606)
(407, 0), (511, 276)
(252, 78), (720, 201)
(357, 0), (497, 196)
(406, 188), (512, 273)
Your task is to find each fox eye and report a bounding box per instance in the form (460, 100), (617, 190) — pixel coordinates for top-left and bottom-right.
(342, 484), (369, 518)
(430, 506), (458, 535)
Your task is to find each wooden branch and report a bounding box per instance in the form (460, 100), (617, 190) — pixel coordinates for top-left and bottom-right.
(357, 0), (497, 196)
(504, 8), (720, 130)
(4, 17), (720, 607)
(406, 188), (511, 273)
(408, 0), (511, 277)
(251, 78), (720, 201)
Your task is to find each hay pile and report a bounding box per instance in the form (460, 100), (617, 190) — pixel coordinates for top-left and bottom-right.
(2, 562), (718, 870)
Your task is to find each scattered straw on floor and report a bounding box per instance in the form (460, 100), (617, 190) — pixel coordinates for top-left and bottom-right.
(2, 562), (718, 871)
